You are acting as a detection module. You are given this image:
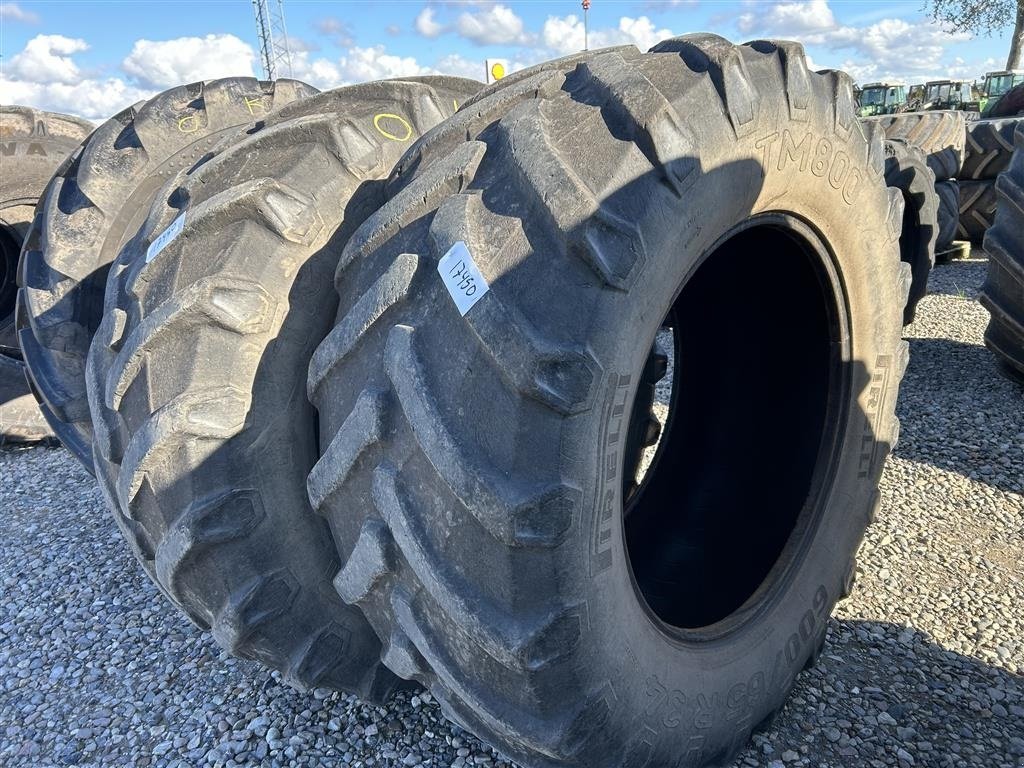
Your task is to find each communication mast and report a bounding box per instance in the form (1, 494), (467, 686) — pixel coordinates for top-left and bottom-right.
(252, 0), (293, 80)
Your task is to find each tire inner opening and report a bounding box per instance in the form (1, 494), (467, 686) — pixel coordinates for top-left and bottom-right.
(0, 223), (23, 327)
(624, 222), (838, 631)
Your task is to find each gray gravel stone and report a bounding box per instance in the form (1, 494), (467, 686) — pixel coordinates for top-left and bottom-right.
(0, 255), (1020, 768)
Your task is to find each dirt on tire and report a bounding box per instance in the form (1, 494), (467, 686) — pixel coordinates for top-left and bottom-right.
(308, 37), (907, 768)
(86, 78), (483, 699)
(16, 77), (318, 470)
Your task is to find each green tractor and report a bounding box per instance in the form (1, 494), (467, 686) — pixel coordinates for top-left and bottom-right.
(857, 82), (908, 116)
(921, 80), (983, 112)
(981, 70), (1024, 116)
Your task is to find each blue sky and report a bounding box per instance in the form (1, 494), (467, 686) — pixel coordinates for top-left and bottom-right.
(0, 1), (1014, 119)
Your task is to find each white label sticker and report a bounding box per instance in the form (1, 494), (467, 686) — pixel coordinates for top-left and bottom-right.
(145, 213), (185, 263)
(437, 241), (489, 316)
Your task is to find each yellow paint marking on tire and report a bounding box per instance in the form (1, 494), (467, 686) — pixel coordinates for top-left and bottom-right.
(373, 113), (413, 142)
(177, 115), (200, 134)
(244, 96), (265, 115)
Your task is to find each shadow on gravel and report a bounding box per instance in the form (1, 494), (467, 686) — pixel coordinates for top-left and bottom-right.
(894, 336), (1022, 496)
(757, 617), (1024, 768)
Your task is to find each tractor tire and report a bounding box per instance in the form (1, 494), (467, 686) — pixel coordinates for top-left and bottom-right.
(962, 117), (1022, 180)
(17, 77), (318, 471)
(935, 179), (959, 249)
(862, 110), (965, 179)
(309, 37), (907, 768)
(0, 350), (55, 444)
(884, 139), (938, 324)
(957, 179), (997, 242)
(85, 79), (483, 697)
(980, 122), (1024, 383)
(0, 106), (92, 347)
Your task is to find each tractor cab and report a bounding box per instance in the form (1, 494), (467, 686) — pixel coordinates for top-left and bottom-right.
(979, 71), (1024, 116)
(984, 70), (1024, 100)
(858, 82), (908, 116)
(923, 80), (981, 112)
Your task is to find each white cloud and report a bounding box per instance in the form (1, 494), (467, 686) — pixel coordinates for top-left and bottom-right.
(0, 2), (38, 23)
(337, 45), (430, 82)
(0, 32), (260, 120)
(6, 34), (86, 84)
(0, 77), (150, 120)
(0, 35), (149, 119)
(286, 50), (342, 89)
(432, 53), (488, 80)
(456, 4), (531, 45)
(122, 34), (256, 90)
(737, 0), (837, 39)
(542, 15), (674, 56)
(415, 7), (445, 38)
(734, 0), (971, 80)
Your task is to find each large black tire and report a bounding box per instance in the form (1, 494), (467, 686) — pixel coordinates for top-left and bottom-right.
(883, 139), (938, 324)
(85, 78), (483, 698)
(962, 117), (1023, 180)
(862, 110), (965, 179)
(935, 179), (959, 249)
(309, 37), (907, 768)
(17, 77), (317, 471)
(957, 179), (997, 242)
(0, 106), (92, 347)
(980, 122), (1024, 383)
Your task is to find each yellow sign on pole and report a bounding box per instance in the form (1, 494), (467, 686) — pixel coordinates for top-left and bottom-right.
(485, 59), (509, 84)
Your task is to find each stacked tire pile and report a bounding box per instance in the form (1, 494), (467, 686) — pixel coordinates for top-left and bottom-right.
(863, 111), (1024, 253)
(12, 36), (933, 768)
(862, 110), (967, 260)
(980, 120), (1024, 384)
(959, 117), (1023, 242)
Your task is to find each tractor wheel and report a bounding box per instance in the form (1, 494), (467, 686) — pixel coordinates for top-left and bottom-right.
(935, 180), (959, 250)
(17, 77), (318, 471)
(980, 122), (1024, 383)
(862, 110), (965, 180)
(957, 179), (998, 242)
(309, 38), (907, 768)
(0, 106), (92, 347)
(883, 139), (938, 324)
(963, 117), (1023, 180)
(86, 79), (482, 698)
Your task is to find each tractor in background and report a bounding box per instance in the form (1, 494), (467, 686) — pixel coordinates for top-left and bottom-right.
(981, 70), (1024, 116)
(858, 82), (908, 116)
(921, 80), (984, 112)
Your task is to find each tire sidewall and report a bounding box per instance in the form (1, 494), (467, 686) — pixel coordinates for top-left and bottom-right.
(564, 97), (901, 762)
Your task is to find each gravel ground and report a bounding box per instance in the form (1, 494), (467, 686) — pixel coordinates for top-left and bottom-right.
(1, 254), (1022, 768)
